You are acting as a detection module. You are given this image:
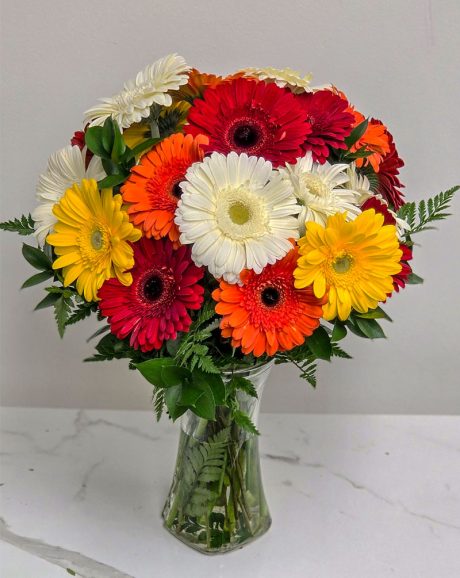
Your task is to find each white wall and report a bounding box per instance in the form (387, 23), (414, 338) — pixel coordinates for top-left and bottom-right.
(1, 0), (459, 413)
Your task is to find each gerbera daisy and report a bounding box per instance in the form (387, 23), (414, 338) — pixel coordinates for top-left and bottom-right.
(280, 152), (362, 232)
(98, 238), (204, 351)
(212, 248), (326, 357)
(121, 133), (207, 244)
(374, 131), (405, 210)
(297, 90), (355, 163)
(84, 54), (190, 129)
(32, 145), (105, 245)
(391, 244), (413, 293)
(294, 210), (402, 321)
(170, 68), (225, 104)
(175, 152), (301, 283)
(242, 67), (313, 93)
(184, 77), (311, 167)
(344, 163), (371, 204)
(46, 179), (141, 302)
(349, 113), (391, 172)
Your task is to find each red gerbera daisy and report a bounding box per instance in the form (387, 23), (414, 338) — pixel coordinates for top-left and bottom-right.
(71, 129), (93, 168)
(98, 238), (204, 352)
(375, 131), (405, 210)
(392, 244), (413, 293)
(121, 133), (207, 244)
(297, 89), (354, 163)
(212, 248), (326, 357)
(184, 77), (311, 167)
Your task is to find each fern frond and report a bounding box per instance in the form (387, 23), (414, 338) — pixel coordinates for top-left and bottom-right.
(152, 387), (165, 421)
(398, 186), (458, 236)
(0, 214), (35, 235)
(331, 342), (352, 359)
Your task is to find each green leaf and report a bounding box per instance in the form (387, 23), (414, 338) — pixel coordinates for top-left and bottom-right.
(331, 342), (352, 359)
(193, 386), (216, 420)
(407, 272), (424, 285)
(66, 570), (76, 576)
(111, 121), (126, 162)
(102, 117), (115, 154)
(22, 243), (52, 271)
(228, 375), (258, 398)
(192, 370), (226, 405)
(355, 306), (392, 322)
(354, 317), (386, 339)
(0, 214), (35, 236)
(398, 186), (458, 236)
(135, 358), (176, 387)
(344, 118), (368, 147)
(307, 325), (332, 360)
(86, 324), (110, 342)
(98, 173), (128, 189)
(84, 126), (110, 159)
(54, 295), (71, 338)
(164, 385), (188, 420)
(233, 410), (260, 436)
(178, 384), (204, 407)
(34, 292), (61, 310)
(21, 270), (53, 288)
(161, 365), (191, 387)
(331, 322), (347, 341)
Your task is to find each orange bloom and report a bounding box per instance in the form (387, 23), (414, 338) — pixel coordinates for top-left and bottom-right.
(212, 249), (326, 357)
(121, 133), (207, 244)
(350, 111), (391, 172)
(331, 87), (391, 172)
(171, 68), (225, 104)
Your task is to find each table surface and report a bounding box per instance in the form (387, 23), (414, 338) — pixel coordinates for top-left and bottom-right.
(1, 408), (459, 578)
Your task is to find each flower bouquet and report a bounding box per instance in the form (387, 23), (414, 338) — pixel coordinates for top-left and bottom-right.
(1, 54), (457, 554)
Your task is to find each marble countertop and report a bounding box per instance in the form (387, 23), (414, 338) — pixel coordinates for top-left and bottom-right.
(1, 408), (459, 578)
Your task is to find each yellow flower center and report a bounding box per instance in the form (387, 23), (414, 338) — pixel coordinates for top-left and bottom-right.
(229, 201), (251, 225)
(302, 174), (329, 198)
(332, 253), (353, 274)
(91, 229), (105, 251)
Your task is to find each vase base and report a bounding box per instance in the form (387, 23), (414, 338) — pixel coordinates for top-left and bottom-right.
(162, 515), (272, 555)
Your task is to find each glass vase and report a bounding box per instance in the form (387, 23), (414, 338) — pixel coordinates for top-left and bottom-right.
(162, 362), (273, 554)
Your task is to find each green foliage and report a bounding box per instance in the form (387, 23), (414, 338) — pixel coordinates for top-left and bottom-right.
(84, 333), (144, 363)
(344, 118), (368, 148)
(175, 303), (220, 374)
(22, 243), (53, 271)
(65, 301), (98, 326)
(181, 428), (230, 517)
(398, 187), (458, 237)
(0, 214), (35, 236)
(331, 342), (352, 359)
(227, 375), (258, 399)
(275, 345), (318, 388)
(331, 321), (347, 341)
(346, 314), (386, 339)
(306, 325), (332, 360)
(152, 387), (165, 421)
(85, 117), (161, 192)
(233, 410), (260, 435)
(54, 295), (72, 338)
(355, 306), (392, 322)
(406, 272), (424, 285)
(21, 270), (54, 289)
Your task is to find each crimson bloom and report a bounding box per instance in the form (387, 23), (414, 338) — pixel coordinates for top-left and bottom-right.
(297, 89), (354, 163)
(98, 238), (204, 352)
(392, 244), (413, 293)
(375, 131), (405, 210)
(184, 77), (311, 167)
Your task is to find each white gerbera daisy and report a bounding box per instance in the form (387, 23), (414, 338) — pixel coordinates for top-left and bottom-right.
(175, 152), (300, 283)
(243, 66), (312, 94)
(280, 153), (362, 233)
(32, 145), (105, 245)
(346, 162), (372, 204)
(84, 54), (190, 129)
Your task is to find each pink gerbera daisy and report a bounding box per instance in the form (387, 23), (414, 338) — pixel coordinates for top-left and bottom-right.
(98, 238), (204, 351)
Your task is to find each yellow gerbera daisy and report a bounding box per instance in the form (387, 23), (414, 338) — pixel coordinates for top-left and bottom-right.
(294, 210), (402, 321)
(46, 179), (142, 302)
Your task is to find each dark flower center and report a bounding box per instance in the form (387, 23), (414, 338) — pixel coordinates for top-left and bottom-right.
(233, 124), (260, 148)
(261, 286), (280, 307)
(172, 182), (183, 199)
(143, 275), (164, 302)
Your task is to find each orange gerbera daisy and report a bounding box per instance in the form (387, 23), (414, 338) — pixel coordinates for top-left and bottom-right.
(212, 248), (326, 357)
(121, 133), (208, 244)
(349, 111), (391, 172)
